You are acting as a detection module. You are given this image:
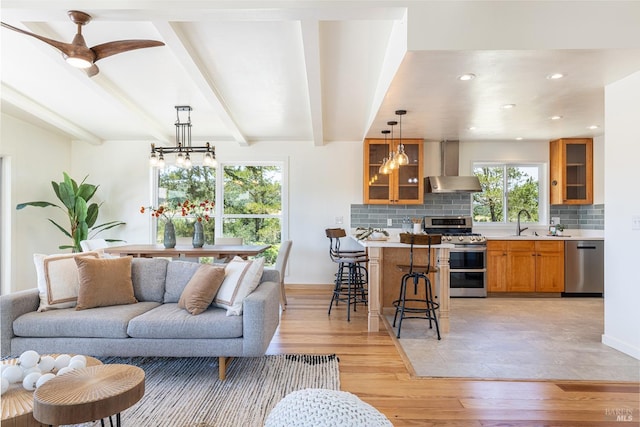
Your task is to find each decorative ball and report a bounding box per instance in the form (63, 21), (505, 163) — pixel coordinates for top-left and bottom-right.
(70, 355), (87, 365)
(68, 360), (86, 370)
(36, 373), (56, 389)
(54, 354), (71, 370)
(21, 367), (41, 380)
(22, 372), (42, 391)
(18, 350), (40, 369)
(0, 364), (11, 375)
(1, 377), (9, 395)
(57, 366), (74, 376)
(2, 365), (23, 383)
(37, 355), (56, 373)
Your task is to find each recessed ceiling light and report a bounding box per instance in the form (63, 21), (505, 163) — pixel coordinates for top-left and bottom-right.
(546, 73), (565, 80)
(588, 125), (600, 130)
(502, 104), (516, 109)
(468, 126), (477, 130)
(458, 73), (476, 81)
(515, 137), (523, 140)
(550, 115), (563, 120)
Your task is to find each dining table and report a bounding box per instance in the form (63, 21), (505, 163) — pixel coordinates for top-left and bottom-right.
(103, 244), (270, 262)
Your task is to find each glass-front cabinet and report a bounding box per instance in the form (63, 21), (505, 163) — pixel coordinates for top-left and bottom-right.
(364, 138), (423, 204)
(550, 138), (593, 205)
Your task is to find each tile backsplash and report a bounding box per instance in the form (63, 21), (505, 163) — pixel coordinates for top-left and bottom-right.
(351, 195), (604, 230)
(351, 193), (472, 229)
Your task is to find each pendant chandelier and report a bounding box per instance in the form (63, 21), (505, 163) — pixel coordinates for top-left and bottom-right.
(149, 106), (217, 169)
(379, 109), (409, 174)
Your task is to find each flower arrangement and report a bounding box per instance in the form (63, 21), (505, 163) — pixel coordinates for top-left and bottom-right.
(182, 199), (215, 222)
(140, 199), (215, 223)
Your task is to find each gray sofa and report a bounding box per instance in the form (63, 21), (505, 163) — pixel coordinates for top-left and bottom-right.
(0, 258), (281, 380)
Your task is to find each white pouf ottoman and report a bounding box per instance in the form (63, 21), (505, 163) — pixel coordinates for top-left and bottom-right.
(265, 388), (393, 427)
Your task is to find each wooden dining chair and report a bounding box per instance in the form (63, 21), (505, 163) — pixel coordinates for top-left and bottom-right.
(213, 237), (244, 262)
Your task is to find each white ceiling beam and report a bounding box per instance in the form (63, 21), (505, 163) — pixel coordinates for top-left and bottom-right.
(154, 21), (248, 146)
(300, 19), (324, 146)
(1, 83), (102, 145)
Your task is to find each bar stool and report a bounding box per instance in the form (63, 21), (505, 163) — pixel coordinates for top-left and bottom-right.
(393, 233), (441, 339)
(325, 228), (368, 321)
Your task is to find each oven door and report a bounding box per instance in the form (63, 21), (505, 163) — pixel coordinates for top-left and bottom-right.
(449, 246), (487, 297)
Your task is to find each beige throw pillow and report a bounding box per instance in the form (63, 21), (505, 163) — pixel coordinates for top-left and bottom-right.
(34, 251), (100, 311)
(178, 265), (226, 315)
(75, 256), (138, 310)
(214, 256), (265, 316)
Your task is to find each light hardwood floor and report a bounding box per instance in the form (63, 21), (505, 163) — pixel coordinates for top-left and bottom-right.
(266, 285), (640, 426)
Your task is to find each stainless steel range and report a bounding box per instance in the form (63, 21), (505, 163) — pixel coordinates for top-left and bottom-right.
(423, 216), (487, 297)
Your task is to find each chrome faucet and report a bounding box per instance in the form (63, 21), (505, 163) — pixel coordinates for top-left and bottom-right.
(517, 209), (531, 235)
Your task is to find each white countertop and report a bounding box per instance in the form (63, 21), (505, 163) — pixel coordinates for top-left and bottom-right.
(354, 236), (455, 249)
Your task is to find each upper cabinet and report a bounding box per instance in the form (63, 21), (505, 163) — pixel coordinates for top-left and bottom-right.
(550, 138), (593, 205)
(364, 138), (423, 204)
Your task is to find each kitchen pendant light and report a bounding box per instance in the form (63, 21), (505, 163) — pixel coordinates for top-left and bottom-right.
(378, 130), (391, 174)
(395, 110), (410, 166)
(386, 121), (398, 171)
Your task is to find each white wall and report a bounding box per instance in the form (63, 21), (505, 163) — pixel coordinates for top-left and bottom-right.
(602, 71), (640, 359)
(0, 114), (72, 294)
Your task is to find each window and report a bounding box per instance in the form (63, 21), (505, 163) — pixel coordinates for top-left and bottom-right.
(473, 164), (541, 224)
(156, 162), (285, 264)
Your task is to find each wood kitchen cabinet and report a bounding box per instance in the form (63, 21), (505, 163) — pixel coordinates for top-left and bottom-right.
(550, 138), (593, 205)
(363, 138), (423, 204)
(488, 240), (564, 293)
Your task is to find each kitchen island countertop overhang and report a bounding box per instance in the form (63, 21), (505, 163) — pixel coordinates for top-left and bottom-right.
(355, 237), (455, 334)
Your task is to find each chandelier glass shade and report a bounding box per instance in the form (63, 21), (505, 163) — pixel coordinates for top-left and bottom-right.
(149, 106), (216, 168)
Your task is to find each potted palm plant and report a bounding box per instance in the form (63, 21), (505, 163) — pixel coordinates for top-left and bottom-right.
(16, 172), (125, 252)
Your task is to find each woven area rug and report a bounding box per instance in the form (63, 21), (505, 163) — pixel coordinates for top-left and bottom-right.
(76, 354), (339, 427)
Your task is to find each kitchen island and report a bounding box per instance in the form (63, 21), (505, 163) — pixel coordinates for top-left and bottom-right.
(356, 237), (455, 334)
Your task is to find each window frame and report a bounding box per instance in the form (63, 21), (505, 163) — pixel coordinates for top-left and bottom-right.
(472, 161), (548, 226)
(151, 159), (289, 243)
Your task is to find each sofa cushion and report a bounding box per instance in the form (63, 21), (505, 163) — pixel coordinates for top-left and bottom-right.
(127, 304), (243, 339)
(178, 265), (226, 315)
(164, 261), (202, 303)
(34, 251), (100, 311)
(131, 258), (169, 302)
(13, 302), (160, 338)
(214, 256), (265, 316)
(75, 256), (138, 310)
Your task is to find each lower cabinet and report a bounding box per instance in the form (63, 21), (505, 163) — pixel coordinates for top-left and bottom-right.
(488, 240), (564, 293)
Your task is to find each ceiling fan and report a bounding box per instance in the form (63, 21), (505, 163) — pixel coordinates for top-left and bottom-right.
(0, 10), (165, 77)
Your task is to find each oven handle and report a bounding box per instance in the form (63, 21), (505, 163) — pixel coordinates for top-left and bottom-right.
(450, 246), (487, 252)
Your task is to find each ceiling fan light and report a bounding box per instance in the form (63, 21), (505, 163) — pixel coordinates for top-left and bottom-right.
(65, 55), (93, 69)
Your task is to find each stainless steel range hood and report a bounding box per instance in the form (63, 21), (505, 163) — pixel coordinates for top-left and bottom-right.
(425, 141), (482, 193)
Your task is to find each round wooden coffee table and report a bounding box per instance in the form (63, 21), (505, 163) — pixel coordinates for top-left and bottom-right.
(33, 364), (145, 427)
(1, 355), (102, 427)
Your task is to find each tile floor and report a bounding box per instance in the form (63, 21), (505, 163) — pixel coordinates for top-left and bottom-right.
(385, 297), (640, 381)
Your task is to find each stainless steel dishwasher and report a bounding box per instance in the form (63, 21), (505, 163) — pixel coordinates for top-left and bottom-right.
(563, 240), (604, 296)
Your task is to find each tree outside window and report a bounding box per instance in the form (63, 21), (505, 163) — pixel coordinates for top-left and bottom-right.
(473, 164), (540, 223)
(156, 163), (284, 265)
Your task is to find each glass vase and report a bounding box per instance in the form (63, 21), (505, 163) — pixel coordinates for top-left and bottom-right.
(163, 221), (176, 249)
(192, 221), (205, 248)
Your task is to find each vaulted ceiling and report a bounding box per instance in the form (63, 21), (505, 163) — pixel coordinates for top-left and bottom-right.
(2, 1), (640, 149)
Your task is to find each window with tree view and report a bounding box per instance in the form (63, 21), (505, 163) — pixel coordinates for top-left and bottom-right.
(473, 164), (540, 224)
(157, 163), (284, 265)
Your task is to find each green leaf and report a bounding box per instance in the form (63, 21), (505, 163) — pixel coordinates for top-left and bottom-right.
(75, 197), (88, 223)
(90, 221), (126, 234)
(51, 181), (61, 201)
(58, 182), (76, 211)
(16, 201), (59, 210)
(63, 172), (79, 195)
(76, 221), (89, 244)
(86, 203), (99, 228)
(77, 183), (98, 203)
(48, 219), (72, 238)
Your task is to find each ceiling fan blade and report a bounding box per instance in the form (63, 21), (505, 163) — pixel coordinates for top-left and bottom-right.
(85, 64), (100, 77)
(1, 21), (76, 57)
(91, 39), (165, 62)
